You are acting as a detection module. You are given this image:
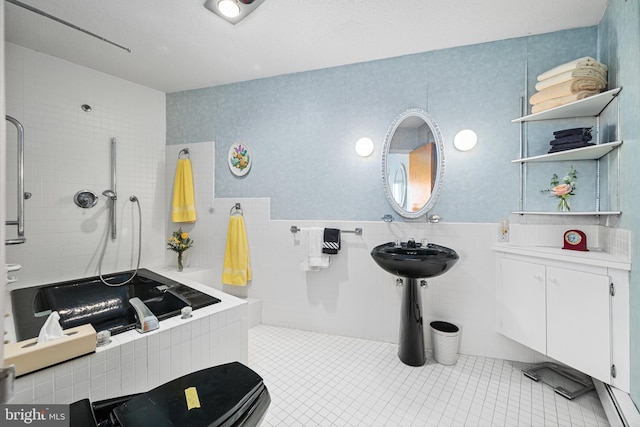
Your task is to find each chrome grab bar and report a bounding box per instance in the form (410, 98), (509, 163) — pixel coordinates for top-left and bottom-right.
(5, 115), (29, 245)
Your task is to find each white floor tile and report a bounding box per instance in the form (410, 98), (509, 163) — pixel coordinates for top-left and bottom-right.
(249, 326), (610, 427)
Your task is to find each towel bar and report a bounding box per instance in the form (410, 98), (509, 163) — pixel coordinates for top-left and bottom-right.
(290, 226), (362, 236)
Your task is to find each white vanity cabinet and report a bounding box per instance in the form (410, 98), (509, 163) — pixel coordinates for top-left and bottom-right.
(545, 266), (611, 383)
(494, 246), (630, 392)
(497, 258), (546, 354)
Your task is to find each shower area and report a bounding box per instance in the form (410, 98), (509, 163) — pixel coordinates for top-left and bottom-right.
(4, 42), (168, 288)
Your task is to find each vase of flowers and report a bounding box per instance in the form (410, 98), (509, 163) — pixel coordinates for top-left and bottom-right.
(167, 228), (193, 271)
(542, 165), (578, 211)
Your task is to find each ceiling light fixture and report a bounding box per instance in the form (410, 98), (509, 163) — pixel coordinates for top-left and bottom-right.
(218, 0), (240, 18)
(204, 0), (266, 25)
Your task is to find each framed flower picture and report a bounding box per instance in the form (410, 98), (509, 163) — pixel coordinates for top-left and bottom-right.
(228, 142), (251, 176)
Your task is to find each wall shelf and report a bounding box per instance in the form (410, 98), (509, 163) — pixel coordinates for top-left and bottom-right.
(512, 141), (623, 163)
(511, 88), (622, 123)
(512, 86), (622, 216)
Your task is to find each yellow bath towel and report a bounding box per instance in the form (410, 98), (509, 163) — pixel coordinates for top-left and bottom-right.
(172, 158), (197, 223)
(222, 216), (252, 286)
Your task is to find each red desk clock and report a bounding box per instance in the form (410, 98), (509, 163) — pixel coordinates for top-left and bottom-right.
(563, 229), (588, 251)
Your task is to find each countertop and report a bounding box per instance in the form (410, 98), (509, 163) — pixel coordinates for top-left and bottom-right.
(492, 243), (631, 271)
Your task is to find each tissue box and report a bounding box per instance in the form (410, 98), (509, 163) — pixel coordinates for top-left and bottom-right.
(4, 324), (97, 377)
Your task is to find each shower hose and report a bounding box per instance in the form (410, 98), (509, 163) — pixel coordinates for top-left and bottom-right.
(98, 195), (142, 286)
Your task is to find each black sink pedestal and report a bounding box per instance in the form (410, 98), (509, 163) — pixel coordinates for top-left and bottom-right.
(398, 278), (425, 366)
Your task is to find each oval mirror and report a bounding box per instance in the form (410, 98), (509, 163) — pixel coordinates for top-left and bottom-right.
(382, 108), (445, 219)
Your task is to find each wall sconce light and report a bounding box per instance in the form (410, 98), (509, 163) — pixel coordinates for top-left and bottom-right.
(453, 129), (478, 151)
(355, 137), (374, 157)
(204, 0), (266, 25)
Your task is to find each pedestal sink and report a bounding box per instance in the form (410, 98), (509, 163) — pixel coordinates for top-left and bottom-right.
(371, 240), (459, 366)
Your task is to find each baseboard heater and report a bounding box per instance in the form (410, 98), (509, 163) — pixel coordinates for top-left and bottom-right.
(594, 380), (640, 427)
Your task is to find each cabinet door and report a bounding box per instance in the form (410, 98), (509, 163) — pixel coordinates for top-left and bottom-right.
(546, 266), (611, 383)
(497, 259), (546, 354)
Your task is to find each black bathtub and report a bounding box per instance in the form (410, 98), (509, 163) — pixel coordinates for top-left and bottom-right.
(11, 268), (221, 341)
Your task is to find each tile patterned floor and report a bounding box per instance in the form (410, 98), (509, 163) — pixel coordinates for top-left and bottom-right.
(248, 325), (610, 427)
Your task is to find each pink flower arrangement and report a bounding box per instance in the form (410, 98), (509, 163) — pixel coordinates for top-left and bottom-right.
(542, 165), (577, 211)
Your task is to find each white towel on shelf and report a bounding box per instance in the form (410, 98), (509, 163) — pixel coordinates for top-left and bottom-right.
(299, 227), (330, 271)
(537, 56), (607, 82)
(535, 68), (607, 91)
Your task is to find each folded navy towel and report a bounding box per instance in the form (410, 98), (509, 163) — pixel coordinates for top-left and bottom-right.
(550, 134), (592, 145)
(548, 142), (595, 153)
(553, 127), (592, 138)
(322, 228), (341, 254)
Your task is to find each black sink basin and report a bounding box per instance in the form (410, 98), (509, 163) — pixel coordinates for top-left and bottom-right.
(371, 241), (460, 366)
(371, 242), (459, 279)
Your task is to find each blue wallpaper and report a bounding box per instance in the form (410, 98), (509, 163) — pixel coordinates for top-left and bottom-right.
(599, 0), (640, 407)
(167, 27), (598, 222)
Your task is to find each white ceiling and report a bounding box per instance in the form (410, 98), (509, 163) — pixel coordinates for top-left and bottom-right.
(5, 0), (608, 93)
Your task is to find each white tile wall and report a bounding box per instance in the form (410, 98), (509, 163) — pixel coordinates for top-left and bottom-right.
(174, 198), (518, 362)
(5, 42), (167, 287)
(168, 196), (627, 365)
(10, 269), (249, 404)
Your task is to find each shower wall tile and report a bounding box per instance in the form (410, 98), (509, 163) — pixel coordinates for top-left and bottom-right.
(5, 42), (167, 288)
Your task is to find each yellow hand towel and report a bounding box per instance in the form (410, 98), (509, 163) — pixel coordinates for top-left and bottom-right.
(172, 158), (197, 223)
(222, 216), (252, 286)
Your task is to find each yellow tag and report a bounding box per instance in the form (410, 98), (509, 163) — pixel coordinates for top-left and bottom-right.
(184, 387), (201, 410)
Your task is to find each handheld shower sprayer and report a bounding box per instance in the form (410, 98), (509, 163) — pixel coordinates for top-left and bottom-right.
(102, 189), (117, 240)
(102, 189), (117, 201)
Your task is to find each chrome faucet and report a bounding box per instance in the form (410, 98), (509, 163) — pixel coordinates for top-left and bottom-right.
(407, 238), (417, 248)
(129, 297), (159, 333)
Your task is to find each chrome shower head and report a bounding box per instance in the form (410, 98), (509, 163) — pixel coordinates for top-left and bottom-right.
(102, 190), (117, 200)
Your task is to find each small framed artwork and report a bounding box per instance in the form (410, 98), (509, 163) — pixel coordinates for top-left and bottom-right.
(228, 142), (251, 176)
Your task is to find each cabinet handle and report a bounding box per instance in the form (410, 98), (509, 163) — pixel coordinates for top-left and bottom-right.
(549, 276), (557, 283)
(534, 274), (543, 280)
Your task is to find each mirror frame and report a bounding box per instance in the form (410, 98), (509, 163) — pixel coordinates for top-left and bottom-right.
(381, 108), (445, 219)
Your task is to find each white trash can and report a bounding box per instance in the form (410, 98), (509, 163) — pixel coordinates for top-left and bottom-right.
(430, 321), (460, 365)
